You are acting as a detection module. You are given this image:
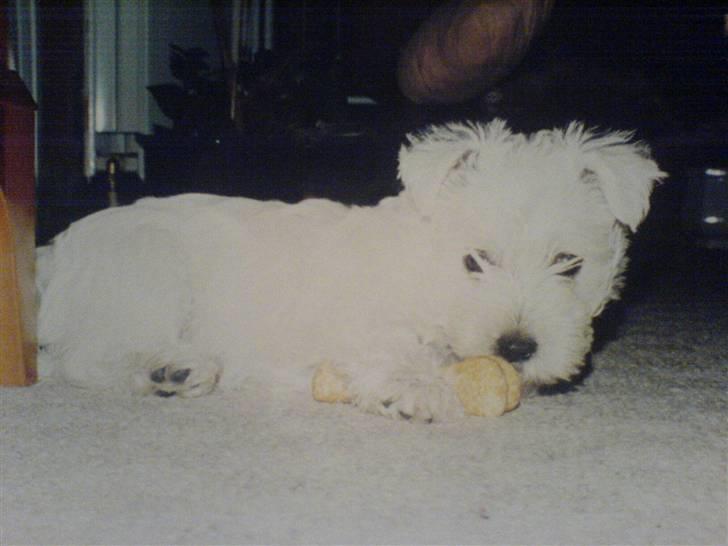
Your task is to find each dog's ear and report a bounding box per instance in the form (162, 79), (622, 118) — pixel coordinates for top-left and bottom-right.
(398, 120), (511, 214)
(573, 124), (667, 231)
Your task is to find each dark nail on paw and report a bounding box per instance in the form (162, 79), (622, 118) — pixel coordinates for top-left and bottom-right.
(170, 368), (192, 384)
(150, 367), (167, 383)
(155, 390), (176, 398)
(398, 411), (412, 421)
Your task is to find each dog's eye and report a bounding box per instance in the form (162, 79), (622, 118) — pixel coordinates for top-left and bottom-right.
(463, 254), (483, 273)
(553, 253), (583, 278)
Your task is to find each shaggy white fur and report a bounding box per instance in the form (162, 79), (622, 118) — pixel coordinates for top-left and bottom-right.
(37, 120), (665, 421)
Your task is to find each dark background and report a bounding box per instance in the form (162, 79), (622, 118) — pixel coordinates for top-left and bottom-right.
(33, 1), (727, 293)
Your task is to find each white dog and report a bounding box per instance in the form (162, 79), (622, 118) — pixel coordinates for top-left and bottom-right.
(37, 120), (664, 421)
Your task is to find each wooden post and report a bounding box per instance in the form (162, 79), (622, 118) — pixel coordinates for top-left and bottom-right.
(0, 64), (38, 386)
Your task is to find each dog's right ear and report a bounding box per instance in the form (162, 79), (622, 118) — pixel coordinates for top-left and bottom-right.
(398, 120), (511, 215)
(569, 124), (667, 232)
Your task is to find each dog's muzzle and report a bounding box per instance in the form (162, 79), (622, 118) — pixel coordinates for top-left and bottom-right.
(496, 331), (538, 364)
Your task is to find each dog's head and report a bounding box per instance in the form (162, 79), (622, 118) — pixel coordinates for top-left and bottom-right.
(398, 120), (666, 384)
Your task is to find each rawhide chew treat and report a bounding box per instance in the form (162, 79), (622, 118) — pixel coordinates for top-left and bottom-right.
(312, 362), (352, 404)
(446, 356), (522, 417)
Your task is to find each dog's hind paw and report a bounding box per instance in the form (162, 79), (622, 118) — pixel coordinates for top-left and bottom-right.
(131, 348), (222, 398)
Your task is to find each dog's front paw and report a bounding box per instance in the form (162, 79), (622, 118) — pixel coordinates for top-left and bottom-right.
(132, 349), (222, 398)
(354, 374), (464, 423)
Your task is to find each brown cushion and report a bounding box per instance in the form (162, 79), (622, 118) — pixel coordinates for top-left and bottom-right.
(397, 0), (554, 104)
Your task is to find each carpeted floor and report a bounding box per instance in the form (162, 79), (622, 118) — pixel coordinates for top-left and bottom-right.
(1, 247), (725, 545)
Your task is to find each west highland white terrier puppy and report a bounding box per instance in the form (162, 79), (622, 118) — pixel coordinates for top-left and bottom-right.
(37, 120), (664, 421)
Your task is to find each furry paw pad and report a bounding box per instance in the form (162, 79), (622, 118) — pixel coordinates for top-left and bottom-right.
(368, 382), (462, 423)
(132, 350), (222, 398)
(312, 362), (460, 422)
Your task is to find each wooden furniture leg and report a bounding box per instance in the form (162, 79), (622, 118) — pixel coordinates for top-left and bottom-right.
(0, 67), (38, 386)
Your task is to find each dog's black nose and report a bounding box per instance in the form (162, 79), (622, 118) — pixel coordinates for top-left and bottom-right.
(496, 332), (538, 363)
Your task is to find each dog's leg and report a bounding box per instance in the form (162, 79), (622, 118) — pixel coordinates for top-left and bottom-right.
(38, 212), (224, 397)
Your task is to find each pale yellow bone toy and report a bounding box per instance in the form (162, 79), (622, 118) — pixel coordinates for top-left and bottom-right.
(312, 355), (522, 417)
(444, 355), (522, 417)
(311, 362), (352, 404)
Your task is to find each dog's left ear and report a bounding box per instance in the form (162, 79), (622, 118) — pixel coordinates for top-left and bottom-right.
(398, 121), (509, 214)
(575, 126), (667, 231)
